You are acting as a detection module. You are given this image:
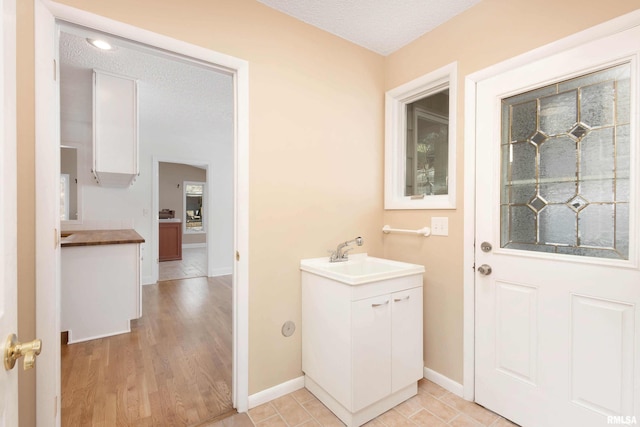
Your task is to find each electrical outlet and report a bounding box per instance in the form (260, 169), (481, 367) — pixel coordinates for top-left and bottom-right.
(431, 217), (449, 236)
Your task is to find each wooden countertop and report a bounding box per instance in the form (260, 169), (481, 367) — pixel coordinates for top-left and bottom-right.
(61, 229), (145, 247)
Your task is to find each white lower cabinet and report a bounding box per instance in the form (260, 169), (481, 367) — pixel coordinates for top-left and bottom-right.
(61, 243), (142, 343)
(302, 272), (423, 427)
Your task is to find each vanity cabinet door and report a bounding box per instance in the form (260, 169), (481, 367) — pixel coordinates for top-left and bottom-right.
(352, 294), (392, 412)
(391, 286), (423, 393)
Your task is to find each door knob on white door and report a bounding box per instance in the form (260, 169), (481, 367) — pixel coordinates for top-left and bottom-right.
(4, 334), (42, 371)
(477, 264), (492, 276)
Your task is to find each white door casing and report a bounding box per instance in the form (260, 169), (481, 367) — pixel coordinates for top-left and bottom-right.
(34, 0), (61, 424)
(0, 0), (18, 424)
(474, 23), (640, 427)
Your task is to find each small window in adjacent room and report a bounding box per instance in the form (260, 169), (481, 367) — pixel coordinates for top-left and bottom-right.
(184, 181), (205, 233)
(385, 62), (457, 209)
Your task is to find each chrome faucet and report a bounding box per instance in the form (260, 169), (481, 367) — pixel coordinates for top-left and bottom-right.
(330, 236), (364, 262)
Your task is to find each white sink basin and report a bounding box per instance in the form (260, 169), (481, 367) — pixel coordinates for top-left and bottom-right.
(300, 253), (424, 285)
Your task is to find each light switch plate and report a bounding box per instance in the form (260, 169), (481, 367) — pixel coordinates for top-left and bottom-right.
(431, 217), (449, 236)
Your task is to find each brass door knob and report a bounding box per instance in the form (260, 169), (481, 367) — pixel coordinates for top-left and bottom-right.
(4, 334), (42, 371)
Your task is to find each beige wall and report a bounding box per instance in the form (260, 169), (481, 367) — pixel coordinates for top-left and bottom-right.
(17, 1), (385, 419)
(159, 162), (207, 245)
(383, 0), (640, 383)
(16, 0), (639, 423)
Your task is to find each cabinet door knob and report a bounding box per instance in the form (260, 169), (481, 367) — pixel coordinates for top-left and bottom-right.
(371, 300), (389, 308)
(393, 296), (410, 302)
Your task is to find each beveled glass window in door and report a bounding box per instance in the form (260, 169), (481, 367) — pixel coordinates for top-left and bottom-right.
(500, 63), (630, 259)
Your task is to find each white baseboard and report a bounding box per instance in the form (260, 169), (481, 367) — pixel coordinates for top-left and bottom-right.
(209, 267), (233, 277)
(424, 367), (464, 398)
(248, 376), (305, 409)
(68, 327), (131, 344)
(182, 243), (206, 249)
(142, 275), (155, 286)
(247, 371), (463, 410)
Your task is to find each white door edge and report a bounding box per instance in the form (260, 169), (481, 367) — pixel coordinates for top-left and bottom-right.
(462, 8), (640, 403)
(0, 0), (18, 424)
(34, 0), (250, 421)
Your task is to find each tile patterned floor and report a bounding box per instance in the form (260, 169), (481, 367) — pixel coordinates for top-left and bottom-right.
(159, 247), (207, 281)
(245, 380), (519, 427)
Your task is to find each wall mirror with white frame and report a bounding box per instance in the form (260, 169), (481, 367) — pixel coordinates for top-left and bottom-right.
(60, 144), (83, 223)
(184, 181), (205, 233)
(385, 62), (457, 209)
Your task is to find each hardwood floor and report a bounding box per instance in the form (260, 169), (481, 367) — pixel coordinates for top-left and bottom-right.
(62, 275), (233, 426)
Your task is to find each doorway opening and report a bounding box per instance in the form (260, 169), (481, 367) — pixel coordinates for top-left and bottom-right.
(157, 161), (211, 282)
(53, 15), (246, 425)
(35, 3), (249, 422)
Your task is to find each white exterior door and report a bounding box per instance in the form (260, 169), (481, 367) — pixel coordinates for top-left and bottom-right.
(0, 0), (18, 424)
(475, 25), (640, 426)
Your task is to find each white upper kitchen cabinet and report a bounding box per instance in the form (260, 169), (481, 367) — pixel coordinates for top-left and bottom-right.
(92, 70), (139, 187)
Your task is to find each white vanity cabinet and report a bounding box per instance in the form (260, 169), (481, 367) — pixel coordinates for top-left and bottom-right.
(92, 70), (139, 187)
(301, 259), (424, 427)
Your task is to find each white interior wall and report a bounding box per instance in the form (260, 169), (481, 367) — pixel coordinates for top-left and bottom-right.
(59, 40), (234, 283)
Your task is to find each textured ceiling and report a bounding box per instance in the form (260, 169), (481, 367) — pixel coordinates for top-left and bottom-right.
(59, 1), (481, 144)
(59, 29), (233, 147)
(257, 0), (481, 55)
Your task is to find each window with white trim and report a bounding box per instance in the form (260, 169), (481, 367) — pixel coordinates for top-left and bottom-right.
(385, 62), (457, 209)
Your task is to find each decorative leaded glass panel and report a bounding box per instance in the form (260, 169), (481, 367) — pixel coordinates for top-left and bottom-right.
(539, 91), (578, 136)
(500, 63), (631, 260)
(510, 101), (537, 142)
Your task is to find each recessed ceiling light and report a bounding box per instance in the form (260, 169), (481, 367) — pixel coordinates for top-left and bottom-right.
(86, 38), (113, 50)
